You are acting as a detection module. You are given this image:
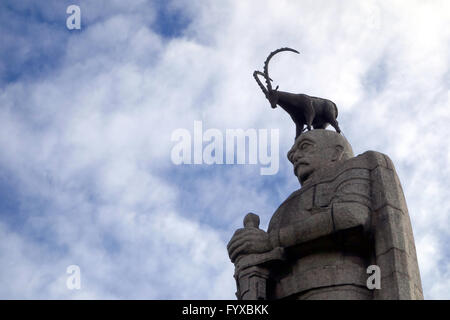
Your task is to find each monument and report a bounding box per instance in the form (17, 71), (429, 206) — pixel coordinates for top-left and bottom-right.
(227, 48), (423, 300)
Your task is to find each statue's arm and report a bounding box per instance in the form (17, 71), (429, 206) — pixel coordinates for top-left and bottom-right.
(278, 202), (371, 248)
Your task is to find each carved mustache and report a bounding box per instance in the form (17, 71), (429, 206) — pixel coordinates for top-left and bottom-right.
(294, 160), (309, 171)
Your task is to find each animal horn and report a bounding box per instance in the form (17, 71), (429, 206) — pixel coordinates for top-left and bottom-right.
(263, 47), (299, 92)
(254, 71), (273, 82)
(253, 71), (270, 96)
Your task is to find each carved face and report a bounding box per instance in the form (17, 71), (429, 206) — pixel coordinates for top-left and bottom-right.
(287, 133), (343, 185)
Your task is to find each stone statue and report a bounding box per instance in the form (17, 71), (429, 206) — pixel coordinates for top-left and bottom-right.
(227, 129), (423, 299)
(253, 48), (341, 139)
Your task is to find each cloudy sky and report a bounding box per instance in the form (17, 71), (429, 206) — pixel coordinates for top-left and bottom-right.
(0, 0), (449, 299)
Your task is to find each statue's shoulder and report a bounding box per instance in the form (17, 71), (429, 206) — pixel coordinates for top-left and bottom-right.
(302, 150), (394, 186)
(355, 150), (397, 171)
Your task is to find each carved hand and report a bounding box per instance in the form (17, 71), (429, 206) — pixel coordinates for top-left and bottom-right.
(227, 213), (272, 263)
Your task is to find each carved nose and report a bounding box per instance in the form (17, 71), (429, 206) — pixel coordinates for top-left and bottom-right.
(288, 150), (300, 164)
(293, 150), (305, 163)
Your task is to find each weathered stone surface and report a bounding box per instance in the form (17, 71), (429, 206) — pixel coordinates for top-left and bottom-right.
(333, 202), (371, 232)
(371, 166), (408, 212)
(373, 206), (416, 257)
(273, 251), (370, 299)
(227, 129), (423, 300)
(297, 285), (372, 300)
(375, 271), (422, 300)
(235, 266), (270, 300)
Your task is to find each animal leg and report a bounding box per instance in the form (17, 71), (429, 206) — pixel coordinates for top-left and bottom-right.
(304, 100), (315, 131)
(295, 122), (304, 139)
(329, 118), (341, 133)
(312, 121), (327, 130)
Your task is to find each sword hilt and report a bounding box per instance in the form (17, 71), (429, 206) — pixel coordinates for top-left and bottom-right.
(243, 212), (260, 229)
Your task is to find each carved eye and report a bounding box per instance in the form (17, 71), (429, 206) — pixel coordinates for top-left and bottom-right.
(300, 142), (312, 150)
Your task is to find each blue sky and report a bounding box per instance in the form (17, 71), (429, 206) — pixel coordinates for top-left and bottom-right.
(0, 0), (449, 299)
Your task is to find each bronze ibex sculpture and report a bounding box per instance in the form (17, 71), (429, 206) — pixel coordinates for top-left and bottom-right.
(253, 48), (341, 138)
